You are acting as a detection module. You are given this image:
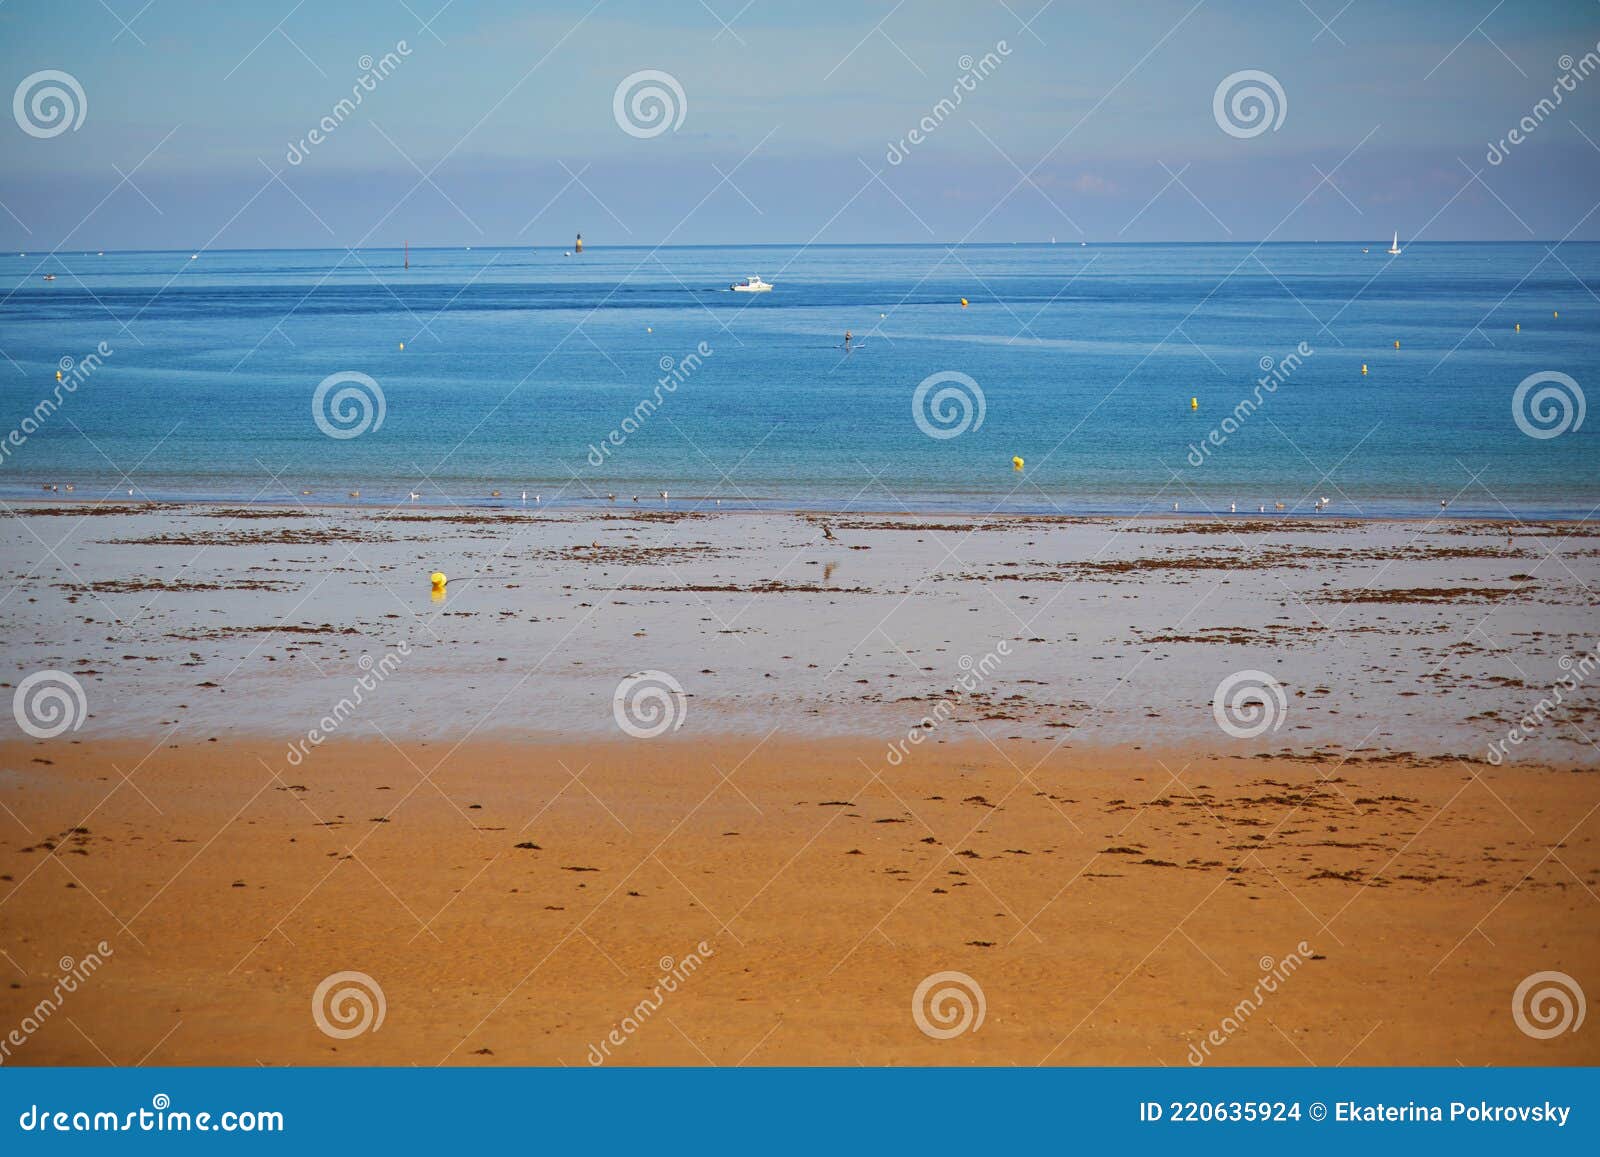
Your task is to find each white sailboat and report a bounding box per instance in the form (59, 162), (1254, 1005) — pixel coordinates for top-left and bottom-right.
(1386, 231), (1402, 255)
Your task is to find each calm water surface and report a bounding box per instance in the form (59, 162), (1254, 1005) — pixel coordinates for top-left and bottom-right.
(1, 242), (1595, 517)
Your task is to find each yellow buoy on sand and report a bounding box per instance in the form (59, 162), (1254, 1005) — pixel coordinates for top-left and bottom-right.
(430, 571), (447, 589)
(1012, 456), (1024, 470)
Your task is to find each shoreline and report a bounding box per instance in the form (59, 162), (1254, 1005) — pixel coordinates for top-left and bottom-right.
(3, 494), (1598, 524)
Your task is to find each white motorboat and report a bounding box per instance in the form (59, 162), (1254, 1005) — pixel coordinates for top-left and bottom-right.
(731, 275), (772, 293)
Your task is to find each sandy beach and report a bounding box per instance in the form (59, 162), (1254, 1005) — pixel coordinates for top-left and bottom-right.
(1, 503), (1597, 1065)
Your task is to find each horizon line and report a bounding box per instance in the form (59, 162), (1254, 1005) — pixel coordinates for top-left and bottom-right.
(9, 239), (1595, 257)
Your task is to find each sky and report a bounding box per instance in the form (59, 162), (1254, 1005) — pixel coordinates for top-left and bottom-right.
(2, 0), (1599, 249)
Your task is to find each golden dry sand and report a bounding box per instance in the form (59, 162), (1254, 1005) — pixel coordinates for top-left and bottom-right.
(1, 736), (1595, 1066)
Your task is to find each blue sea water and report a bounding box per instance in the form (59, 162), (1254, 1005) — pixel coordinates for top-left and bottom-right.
(0, 242), (1595, 517)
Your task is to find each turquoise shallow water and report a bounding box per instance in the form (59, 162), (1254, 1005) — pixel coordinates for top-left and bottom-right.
(0, 242), (1595, 516)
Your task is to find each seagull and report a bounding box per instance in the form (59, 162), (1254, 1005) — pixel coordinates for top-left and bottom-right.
(534, 494), (540, 503)
(632, 495), (639, 502)
(821, 524), (837, 541)
(1440, 499), (1448, 508)
(1229, 502), (1236, 513)
(659, 490), (668, 501)
(607, 493), (616, 502)
(409, 491), (421, 502)
(64, 483), (74, 492)
(491, 490), (501, 497)
(1258, 505), (1265, 513)
(349, 490), (360, 498)
(1171, 502), (1179, 511)
(1274, 502), (1285, 511)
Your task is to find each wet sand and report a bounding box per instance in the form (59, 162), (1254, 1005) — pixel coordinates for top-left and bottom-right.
(0, 504), (1597, 1066)
(2, 503), (1597, 759)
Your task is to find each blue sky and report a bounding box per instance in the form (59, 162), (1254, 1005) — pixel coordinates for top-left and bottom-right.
(2, 0), (1599, 248)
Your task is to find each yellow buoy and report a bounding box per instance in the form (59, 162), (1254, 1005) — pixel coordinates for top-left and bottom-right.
(1394, 340), (1400, 349)
(55, 370), (62, 381)
(1515, 323), (1521, 332)
(960, 298), (968, 307)
(1012, 456), (1024, 470)
(1554, 310), (1559, 318)
(398, 341), (405, 350)
(1190, 397), (1198, 410)
(646, 327), (652, 333)
(1362, 363), (1368, 375)
(430, 571), (447, 589)
(430, 587), (445, 603)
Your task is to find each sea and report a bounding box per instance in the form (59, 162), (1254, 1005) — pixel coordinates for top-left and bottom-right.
(1, 241), (1595, 518)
